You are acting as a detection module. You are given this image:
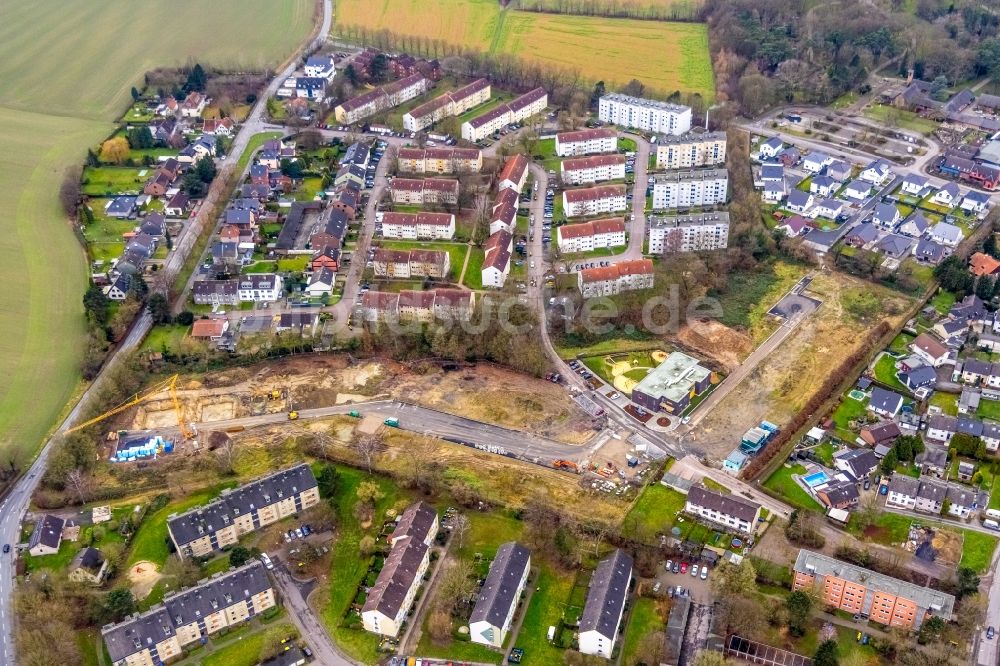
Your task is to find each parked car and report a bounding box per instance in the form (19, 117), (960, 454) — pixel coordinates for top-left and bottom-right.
(700, 565), (708, 580)
(666, 559), (673, 572)
(988, 626), (996, 640)
(2, 544), (8, 554)
(691, 564), (699, 577)
(672, 561), (680, 574)
(680, 562), (688, 574)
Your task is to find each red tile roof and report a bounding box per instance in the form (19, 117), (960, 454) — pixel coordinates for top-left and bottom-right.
(563, 184), (626, 203)
(556, 128), (616, 144)
(579, 259), (654, 283)
(562, 154), (626, 172)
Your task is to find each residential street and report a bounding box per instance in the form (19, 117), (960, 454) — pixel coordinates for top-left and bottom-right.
(271, 564), (353, 666)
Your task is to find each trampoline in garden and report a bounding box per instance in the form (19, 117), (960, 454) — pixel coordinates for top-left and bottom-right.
(803, 471), (829, 488)
(848, 389), (866, 401)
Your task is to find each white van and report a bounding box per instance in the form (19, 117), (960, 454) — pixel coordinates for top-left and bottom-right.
(984, 519), (1000, 531)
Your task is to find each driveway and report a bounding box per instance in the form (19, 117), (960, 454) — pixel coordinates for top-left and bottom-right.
(271, 562), (354, 665)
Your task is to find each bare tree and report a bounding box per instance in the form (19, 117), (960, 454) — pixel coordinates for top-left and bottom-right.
(215, 436), (238, 474)
(352, 433), (386, 474)
(451, 513), (470, 549)
(65, 468), (92, 505)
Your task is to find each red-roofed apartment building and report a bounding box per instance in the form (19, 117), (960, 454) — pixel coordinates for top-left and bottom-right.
(390, 177), (460, 205)
(560, 154), (626, 185)
(498, 154), (529, 193)
(577, 259), (654, 297)
(380, 211), (456, 240)
(555, 128), (617, 157)
(556, 218), (626, 253)
(562, 184), (628, 218)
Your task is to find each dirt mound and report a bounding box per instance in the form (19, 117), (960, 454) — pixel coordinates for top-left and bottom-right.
(677, 319), (752, 371)
(128, 560), (162, 600)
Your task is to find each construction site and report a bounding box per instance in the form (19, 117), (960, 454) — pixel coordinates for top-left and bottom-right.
(77, 355), (662, 504)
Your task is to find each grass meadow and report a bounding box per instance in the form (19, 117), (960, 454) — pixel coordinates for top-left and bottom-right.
(335, 0), (715, 99)
(0, 1), (313, 464)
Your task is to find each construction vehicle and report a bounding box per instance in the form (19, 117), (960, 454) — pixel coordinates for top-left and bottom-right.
(348, 410), (361, 418)
(268, 389), (283, 400)
(288, 411), (299, 420)
(384, 417), (399, 428)
(552, 459), (579, 473)
(66, 374), (192, 441)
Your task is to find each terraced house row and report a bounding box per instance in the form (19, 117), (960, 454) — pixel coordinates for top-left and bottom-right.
(166, 464), (319, 558)
(102, 562), (275, 666)
(402, 78), (491, 131)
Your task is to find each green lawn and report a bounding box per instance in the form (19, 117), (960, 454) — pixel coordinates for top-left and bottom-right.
(276, 255), (310, 272)
(960, 531), (998, 574)
(237, 131), (285, 175)
(846, 511), (912, 544)
(863, 105), (940, 135)
(380, 240), (469, 282)
(977, 397), (1000, 422)
(200, 622), (297, 666)
(319, 466), (409, 664)
(887, 332), (915, 354)
(813, 441), (835, 466)
(23, 538), (80, 573)
(534, 138), (561, 173)
(830, 394), (869, 441)
(624, 483), (687, 541)
(515, 565), (575, 666)
(81, 166), (149, 196)
(140, 324), (191, 354)
(929, 391), (958, 416)
(762, 464), (822, 511)
(554, 337), (660, 359)
(463, 247), (485, 290)
(708, 261), (808, 345)
(620, 597), (664, 666)
(929, 289), (957, 315)
(128, 482), (235, 567)
(872, 354), (909, 394)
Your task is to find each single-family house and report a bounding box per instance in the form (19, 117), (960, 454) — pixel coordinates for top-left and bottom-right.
(305, 268), (335, 297)
(860, 159), (891, 184)
(776, 215), (811, 237)
(904, 365), (937, 393)
(816, 480), (860, 510)
(946, 485), (987, 519)
(845, 223), (878, 248)
(28, 514), (65, 556)
(758, 137), (784, 160)
(834, 448), (879, 481)
(868, 387), (903, 418)
(68, 547), (109, 585)
(926, 414), (957, 443)
(877, 234), (914, 260)
(825, 160), (852, 183)
(915, 479), (947, 514)
(860, 422), (901, 448)
(803, 151), (831, 174)
(983, 422), (1000, 452)
(763, 180), (786, 203)
(843, 179), (871, 201)
(898, 211), (930, 238)
(970, 252), (1000, 277)
(105, 273), (132, 301)
(959, 388), (981, 414)
(929, 222), (964, 247)
(962, 358), (991, 385)
(190, 319), (229, 341)
(900, 174), (929, 196)
(811, 198), (843, 219)
(958, 415), (984, 439)
(913, 237), (947, 264)
(918, 446), (949, 476)
(810, 175), (838, 198)
(960, 191), (991, 215)
(786, 190), (814, 213)
(872, 203), (902, 229)
(165, 192), (191, 217)
(886, 475), (920, 510)
(931, 183), (960, 207)
(778, 146), (801, 167)
(105, 196), (137, 219)
(760, 164), (784, 183)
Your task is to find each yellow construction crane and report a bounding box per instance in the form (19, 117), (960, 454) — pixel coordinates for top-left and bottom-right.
(65, 374), (192, 440)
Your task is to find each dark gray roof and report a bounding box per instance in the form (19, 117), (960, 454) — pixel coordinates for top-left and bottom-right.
(192, 280), (237, 298)
(927, 414), (957, 433)
(102, 562), (270, 663)
(238, 273), (280, 291)
(341, 141), (371, 167)
(957, 416), (984, 437)
(946, 485), (985, 509)
(362, 537), (428, 617)
(167, 464), (317, 548)
(819, 480), (859, 506)
(905, 365), (937, 389)
(261, 646), (307, 666)
(868, 387), (903, 413)
(983, 421), (1000, 440)
(889, 474), (920, 498)
(917, 445), (948, 469)
(835, 448), (878, 479)
(687, 486), (761, 523)
(787, 190), (812, 208)
(28, 514), (64, 551)
(580, 549), (633, 639)
(278, 312), (317, 329)
(761, 164), (783, 181)
(963, 358), (991, 376)
(391, 501), (437, 544)
(470, 542), (531, 628)
(917, 479), (947, 502)
(863, 421), (901, 444)
(72, 547), (105, 572)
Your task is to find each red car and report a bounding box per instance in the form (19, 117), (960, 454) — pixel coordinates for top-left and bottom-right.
(680, 562), (688, 574)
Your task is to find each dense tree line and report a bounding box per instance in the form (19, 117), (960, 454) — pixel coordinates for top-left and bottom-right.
(510, 0), (701, 22)
(702, 0), (1000, 116)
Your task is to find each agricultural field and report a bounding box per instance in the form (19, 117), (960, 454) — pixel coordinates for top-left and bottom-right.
(334, 0), (714, 99)
(0, 1), (313, 465)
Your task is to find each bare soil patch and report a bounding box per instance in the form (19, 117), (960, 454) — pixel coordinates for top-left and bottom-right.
(128, 560), (162, 600)
(677, 319), (753, 371)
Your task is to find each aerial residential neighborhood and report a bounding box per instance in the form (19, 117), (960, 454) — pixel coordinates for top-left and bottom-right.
(6, 2), (1000, 666)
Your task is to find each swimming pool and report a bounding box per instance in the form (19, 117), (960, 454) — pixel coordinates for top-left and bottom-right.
(848, 389), (866, 401)
(803, 471), (829, 488)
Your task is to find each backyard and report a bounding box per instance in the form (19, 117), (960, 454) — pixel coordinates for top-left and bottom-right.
(624, 482), (687, 542)
(762, 463), (822, 511)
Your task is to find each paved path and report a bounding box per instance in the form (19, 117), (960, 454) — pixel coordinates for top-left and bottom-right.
(272, 564), (353, 665)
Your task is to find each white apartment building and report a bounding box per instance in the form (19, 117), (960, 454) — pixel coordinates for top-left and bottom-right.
(469, 542), (531, 648)
(579, 550), (632, 659)
(560, 154), (627, 185)
(684, 486), (761, 536)
(555, 128), (618, 156)
(652, 169), (729, 209)
(577, 259), (654, 297)
(598, 93), (692, 135)
(334, 73), (429, 124)
(402, 78), (491, 131)
(655, 131), (727, 169)
(647, 212), (730, 253)
(237, 274), (283, 303)
(379, 211), (456, 240)
(562, 184), (628, 218)
(461, 87), (547, 141)
(556, 218), (626, 253)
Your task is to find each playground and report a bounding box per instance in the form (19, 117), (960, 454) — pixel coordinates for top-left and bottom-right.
(581, 350), (669, 395)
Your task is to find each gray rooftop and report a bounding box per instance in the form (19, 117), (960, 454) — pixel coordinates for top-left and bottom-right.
(579, 549), (633, 639)
(470, 542), (531, 628)
(362, 537), (429, 617)
(794, 550), (954, 618)
(687, 485), (761, 523)
(633, 351), (711, 405)
(167, 464), (317, 547)
(391, 501), (437, 544)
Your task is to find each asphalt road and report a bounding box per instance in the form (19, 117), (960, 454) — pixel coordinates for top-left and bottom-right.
(271, 564), (352, 666)
(195, 399), (587, 463)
